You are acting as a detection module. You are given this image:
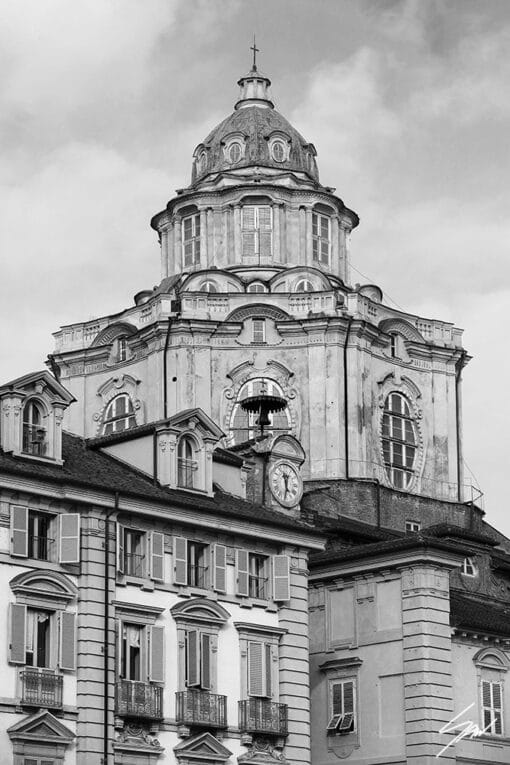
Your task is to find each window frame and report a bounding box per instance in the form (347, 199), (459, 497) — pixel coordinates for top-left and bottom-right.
(247, 282), (268, 293)
(241, 205), (273, 259)
(328, 677), (357, 735)
(182, 213), (201, 268)
(177, 436), (198, 489)
(234, 623), (286, 703)
(252, 318), (266, 344)
(461, 556), (478, 577)
(405, 520), (421, 533)
(382, 392), (417, 490)
(173, 536), (210, 589)
(312, 211), (331, 266)
(22, 400), (47, 457)
(102, 393), (136, 436)
(295, 279), (314, 293)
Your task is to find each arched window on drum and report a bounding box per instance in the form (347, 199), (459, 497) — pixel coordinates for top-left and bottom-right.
(230, 379), (291, 444)
(382, 392), (417, 489)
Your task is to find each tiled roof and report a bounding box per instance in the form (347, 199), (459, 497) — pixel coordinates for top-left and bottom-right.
(311, 532), (470, 566)
(423, 523), (499, 547)
(450, 591), (510, 637)
(0, 432), (319, 535)
(312, 513), (401, 543)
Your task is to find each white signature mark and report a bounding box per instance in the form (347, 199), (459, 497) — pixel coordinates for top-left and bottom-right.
(436, 703), (492, 758)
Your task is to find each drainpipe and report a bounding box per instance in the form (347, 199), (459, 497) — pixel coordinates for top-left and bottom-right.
(163, 318), (172, 419)
(153, 429), (158, 485)
(104, 493), (119, 765)
(455, 350), (467, 502)
(343, 318), (353, 480)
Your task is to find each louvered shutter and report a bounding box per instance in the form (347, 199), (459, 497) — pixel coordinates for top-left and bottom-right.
(493, 682), (503, 734)
(272, 555), (290, 601)
(116, 620), (123, 677)
(242, 206), (256, 256)
(59, 611), (76, 671)
(10, 505), (28, 557)
(149, 625), (165, 683)
(265, 643), (272, 698)
(236, 549), (249, 596)
(150, 532), (165, 581)
(59, 514), (80, 563)
(248, 641), (265, 697)
(174, 536), (188, 585)
(9, 603), (26, 664)
(213, 544), (227, 593)
(187, 630), (200, 687)
(343, 681), (354, 714)
(258, 206), (272, 257)
(116, 524), (125, 574)
(201, 633), (211, 690)
(332, 682), (343, 715)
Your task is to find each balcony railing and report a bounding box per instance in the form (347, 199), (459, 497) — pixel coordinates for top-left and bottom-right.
(239, 698), (288, 736)
(20, 669), (63, 708)
(115, 680), (163, 720)
(176, 690), (227, 728)
(28, 534), (53, 561)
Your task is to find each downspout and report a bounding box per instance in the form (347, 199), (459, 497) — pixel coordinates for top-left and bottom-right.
(343, 318), (353, 480)
(163, 318), (172, 419)
(455, 350), (467, 503)
(104, 493), (119, 765)
(153, 429), (158, 485)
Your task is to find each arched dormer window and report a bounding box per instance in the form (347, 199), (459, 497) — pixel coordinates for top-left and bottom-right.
(178, 436), (197, 489)
(461, 557), (478, 577)
(295, 279), (314, 293)
(103, 394), (136, 436)
(199, 281), (218, 293)
(22, 400), (46, 457)
(247, 282), (268, 293)
(382, 393), (417, 489)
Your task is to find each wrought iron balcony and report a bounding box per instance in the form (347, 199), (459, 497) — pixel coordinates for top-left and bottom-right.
(239, 698), (288, 736)
(176, 690), (227, 728)
(20, 668), (63, 708)
(115, 680), (163, 720)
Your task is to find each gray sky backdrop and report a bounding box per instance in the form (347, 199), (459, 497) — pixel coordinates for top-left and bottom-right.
(1, 0), (508, 533)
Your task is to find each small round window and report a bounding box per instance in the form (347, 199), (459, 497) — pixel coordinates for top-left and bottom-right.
(271, 141), (285, 162)
(229, 142), (242, 163)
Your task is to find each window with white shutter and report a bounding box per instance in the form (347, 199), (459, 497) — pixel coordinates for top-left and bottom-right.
(185, 629), (213, 690)
(248, 641), (272, 698)
(272, 555), (290, 601)
(242, 205), (273, 259)
(150, 532), (165, 582)
(213, 544), (227, 593)
(59, 513), (80, 564)
(481, 680), (503, 735)
(10, 506), (62, 562)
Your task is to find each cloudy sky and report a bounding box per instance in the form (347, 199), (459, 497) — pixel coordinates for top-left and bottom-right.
(1, 0), (508, 533)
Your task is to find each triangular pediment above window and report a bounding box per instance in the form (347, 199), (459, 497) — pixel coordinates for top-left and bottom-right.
(0, 370), (75, 405)
(174, 731), (232, 762)
(165, 408), (224, 441)
(7, 709), (75, 743)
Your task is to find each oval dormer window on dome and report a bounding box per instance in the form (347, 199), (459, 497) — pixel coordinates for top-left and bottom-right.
(229, 142), (242, 164)
(271, 140), (285, 162)
(382, 393), (417, 489)
(22, 400), (46, 457)
(197, 151), (207, 175)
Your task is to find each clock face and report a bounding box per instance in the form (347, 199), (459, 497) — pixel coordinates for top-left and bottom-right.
(269, 461), (303, 507)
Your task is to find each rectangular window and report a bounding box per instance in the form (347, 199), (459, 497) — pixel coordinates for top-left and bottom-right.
(188, 541), (208, 588)
(248, 553), (269, 599)
(10, 507), (79, 564)
(252, 318), (266, 343)
(123, 529), (145, 577)
(182, 214), (201, 267)
(185, 630), (212, 690)
(482, 680), (503, 735)
(405, 520), (421, 533)
(120, 623), (143, 681)
(328, 679), (356, 734)
(26, 608), (52, 668)
(28, 511), (52, 561)
(242, 205), (273, 258)
(312, 212), (330, 266)
(173, 537), (209, 588)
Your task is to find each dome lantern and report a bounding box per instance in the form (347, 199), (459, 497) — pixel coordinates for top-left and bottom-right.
(235, 38), (274, 111)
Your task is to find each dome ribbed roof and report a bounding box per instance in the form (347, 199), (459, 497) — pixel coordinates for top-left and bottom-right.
(191, 67), (319, 185)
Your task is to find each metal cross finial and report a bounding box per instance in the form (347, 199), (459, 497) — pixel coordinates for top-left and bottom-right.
(250, 36), (259, 71)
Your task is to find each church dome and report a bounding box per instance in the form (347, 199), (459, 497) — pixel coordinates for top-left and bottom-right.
(191, 66), (319, 186)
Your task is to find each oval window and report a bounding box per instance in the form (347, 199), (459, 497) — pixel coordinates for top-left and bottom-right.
(272, 141), (285, 162)
(229, 142), (242, 163)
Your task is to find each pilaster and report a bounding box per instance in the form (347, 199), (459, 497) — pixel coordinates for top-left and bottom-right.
(401, 565), (455, 764)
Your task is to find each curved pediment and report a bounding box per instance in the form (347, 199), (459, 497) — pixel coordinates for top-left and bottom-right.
(225, 303), (290, 323)
(10, 570), (77, 604)
(91, 321), (138, 347)
(170, 598), (230, 626)
(379, 318), (425, 343)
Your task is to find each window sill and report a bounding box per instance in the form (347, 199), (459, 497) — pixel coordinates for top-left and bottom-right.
(14, 451), (63, 466)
